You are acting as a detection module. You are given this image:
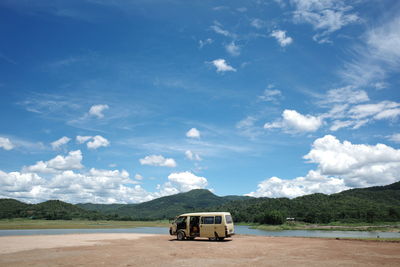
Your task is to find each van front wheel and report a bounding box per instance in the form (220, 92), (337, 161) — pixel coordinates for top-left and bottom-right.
(177, 231), (185, 241)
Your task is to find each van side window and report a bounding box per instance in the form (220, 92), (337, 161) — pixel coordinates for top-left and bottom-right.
(225, 215), (233, 224)
(215, 216), (222, 224)
(202, 216), (214, 224)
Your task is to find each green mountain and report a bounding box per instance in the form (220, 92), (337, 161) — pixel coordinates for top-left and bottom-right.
(0, 199), (30, 219)
(213, 181), (400, 224)
(1, 181), (399, 224)
(0, 199), (108, 220)
(78, 189), (251, 220)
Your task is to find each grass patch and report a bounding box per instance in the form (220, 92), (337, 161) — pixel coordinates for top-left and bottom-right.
(0, 218), (170, 230)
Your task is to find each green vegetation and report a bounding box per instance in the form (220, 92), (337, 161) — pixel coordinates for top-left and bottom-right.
(77, 189), (251, 220)
(212, 181), (400, 225)
(0, 199), (129, 221)
(0, 218), (169, 230)
(1, 181), (399, 228)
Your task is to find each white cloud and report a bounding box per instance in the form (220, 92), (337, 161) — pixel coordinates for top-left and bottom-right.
(250, 18), (265, 29)
(366, 17), (400, 66)
(211, 59), (236, 72)
(340, 17), (400, 86)
(134, 173), (143, 180)
(186, 128), (201, 138)
(210, 22), (235, 38)
(139, 155), (177, 167)
(225, 42), (240, 56)
(271, 30), (293, 47)
(291, 0), (359, 42)
(388, 133), (400, 143)
(51, 136), (71, 150)
(0, 167), (148, 204)
(158, 171), (208, 195)
(87, 135), (110, 149)
(258, 87), (282, 103)
(236, 116), (263, 139)
(199, 38), (213, 49)
(348, 101), (400, 120)
(185, 150), (201, 161)
(24, 150), (84, 173)
(247, 171), (348, 198)
(315, 87), (400, 131)
(88, 104), (109, 118)
(264, 109), (322, 133)
(0, 137), (14, 150)
(304, 135), (400, 187)
(76, 135), (92, 144)
(248, 135), (400, 198)
(320, 86), (369, 105)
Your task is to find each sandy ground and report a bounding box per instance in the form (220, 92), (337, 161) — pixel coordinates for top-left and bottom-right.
(0, 234), (399, 266)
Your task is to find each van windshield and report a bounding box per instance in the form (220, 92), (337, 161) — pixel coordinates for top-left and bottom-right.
(225, 215), (233, 224)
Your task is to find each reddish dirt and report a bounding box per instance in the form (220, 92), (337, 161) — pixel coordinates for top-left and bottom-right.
(0, 234), (399, 266)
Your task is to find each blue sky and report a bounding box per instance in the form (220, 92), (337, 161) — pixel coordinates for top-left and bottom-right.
(1, 0), (400, 203)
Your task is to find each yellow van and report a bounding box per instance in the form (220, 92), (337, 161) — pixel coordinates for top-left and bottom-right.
(169, 212), (235, 241)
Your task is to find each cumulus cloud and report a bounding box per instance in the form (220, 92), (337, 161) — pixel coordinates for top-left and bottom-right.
(225, 42), (240, 56)
(51, 136), (71, 150)
(271, 30), (293, 47)
(0, 167), (148, 204)
(185, 150), (201, 161)
(23, 150), (84, 174)
(87, 135), (110, 149)
(304, 135), (400, 187)
(211, 59), (236, 72)
(0, 151), (208, 204)
(88, 104), (109, 118)
(186, 128), (201, 138)
(248, 135), (400, 198)
(157, 171), (208, 196)
(139, 155), (177, 167)
(264, 109), (322, 133)
(0, 137), (14, 150)
(247, 171), (348, 198)
(291, 0), (359, 43)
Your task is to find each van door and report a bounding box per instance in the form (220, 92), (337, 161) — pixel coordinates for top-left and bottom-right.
(214, 215), (225, 237)
(200, 216), (215, 237)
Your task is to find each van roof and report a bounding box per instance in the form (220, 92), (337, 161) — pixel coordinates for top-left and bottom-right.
(179, 212), (231, 216)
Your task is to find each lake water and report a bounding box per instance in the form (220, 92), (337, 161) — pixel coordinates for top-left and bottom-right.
(1, 225), (399, 238)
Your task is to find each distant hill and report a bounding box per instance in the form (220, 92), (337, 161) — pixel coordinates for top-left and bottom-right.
(77, 189), (252, 220)
(1, 181), (399, 223)
(213, 181), (400, 224)
(0, 199), (110, 220)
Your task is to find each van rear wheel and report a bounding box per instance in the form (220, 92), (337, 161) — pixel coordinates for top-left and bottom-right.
(177, 231), (185, 241)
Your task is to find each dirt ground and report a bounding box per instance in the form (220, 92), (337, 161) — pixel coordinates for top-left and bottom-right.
(0, 234), (399, 266)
